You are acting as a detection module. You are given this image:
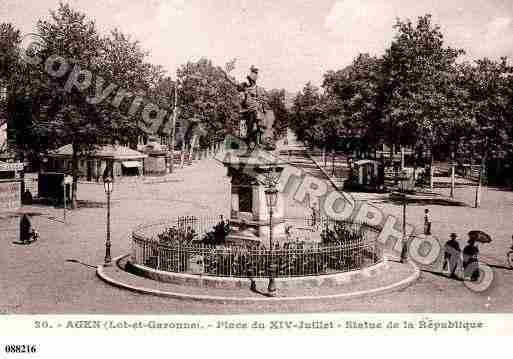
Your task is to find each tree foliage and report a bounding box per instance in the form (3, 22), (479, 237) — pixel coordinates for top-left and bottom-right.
(176, 58), (240, 146)
(289, 14), (513, 165)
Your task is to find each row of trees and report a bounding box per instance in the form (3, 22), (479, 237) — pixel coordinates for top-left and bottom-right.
(0, 3), (289, 207)
(290, 15), (513, 171)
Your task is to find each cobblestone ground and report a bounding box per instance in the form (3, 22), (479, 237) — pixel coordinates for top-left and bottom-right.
(1, 149), (512, 313)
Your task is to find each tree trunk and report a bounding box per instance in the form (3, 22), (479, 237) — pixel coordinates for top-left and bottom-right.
(412, 144), (418, 183)
(169, 94), (177, 173)
(429, 151), (434, 190)
(450, 149), (455, 198)
(331, 150), (335, 177)
(71, 141), (78, 209)
(400, 146), (405, 170)
(180, 140), (186, 168)
(389, 143), (394, 166)
(475, 153), (486, 208)
(189, 134), (198, 165)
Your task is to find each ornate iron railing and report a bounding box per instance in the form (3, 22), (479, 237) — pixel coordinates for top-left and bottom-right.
(131, 216), (383, 278)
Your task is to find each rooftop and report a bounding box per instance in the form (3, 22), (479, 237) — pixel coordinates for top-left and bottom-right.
(49, 144), (147, 160)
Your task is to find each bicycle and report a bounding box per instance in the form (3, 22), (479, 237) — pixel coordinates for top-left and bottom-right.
(23, 229), (39, 244)
(30, 229), (39, 242)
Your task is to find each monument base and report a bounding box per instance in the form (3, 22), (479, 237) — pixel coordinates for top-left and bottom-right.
(226, 217), (287, 247)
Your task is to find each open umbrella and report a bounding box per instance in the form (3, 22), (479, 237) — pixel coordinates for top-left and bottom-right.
(468, 230), (492, 243)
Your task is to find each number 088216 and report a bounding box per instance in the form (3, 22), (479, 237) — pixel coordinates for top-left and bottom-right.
(4, 345), (37, 353)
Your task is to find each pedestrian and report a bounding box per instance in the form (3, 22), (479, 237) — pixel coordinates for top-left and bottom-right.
(19, 214), (32, 244)
(424, 209), (432, 235)
(442, 233), (461, 278)
(463, 238), (480, 281)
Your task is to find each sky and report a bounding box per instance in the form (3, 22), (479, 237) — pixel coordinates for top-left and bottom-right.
(2, 0), (513, 92)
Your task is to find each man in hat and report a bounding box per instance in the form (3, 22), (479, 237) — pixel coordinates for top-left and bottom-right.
(443, 233), (461, 279)
(238, 66), (266, 147)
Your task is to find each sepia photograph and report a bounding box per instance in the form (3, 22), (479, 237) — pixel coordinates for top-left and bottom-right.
(1, 1), (513, 341)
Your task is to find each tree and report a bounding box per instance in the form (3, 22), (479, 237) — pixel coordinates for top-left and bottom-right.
(0, 23), (21, 143)
(458, 58), (513, 205)
(380, 14), (465, 185)
(323, 53), (386, 155)
(6, 3), (157, 207)
(176, 58), (240, 149)
(0, 22), (21, 97)
(98, 28), (163, 147)
(2, 22), (54, 166)
(266, 88), (290, 140)
(290, 82), (325, 147)
(33, 3), (107, 207)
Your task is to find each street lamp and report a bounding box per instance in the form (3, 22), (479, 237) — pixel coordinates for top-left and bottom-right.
(103, 176), (114, 266)
(264, 186), (278, 296)
(397, 171), (409, 263)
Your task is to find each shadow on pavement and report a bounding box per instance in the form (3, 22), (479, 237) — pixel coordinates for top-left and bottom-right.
(385, 196), (468, 207)
(0, 211), (45, 219)
(75, 200), (106, 209)
(421, 269), (464, 282)
(65, 259), (97, 269)
(249, 278), (275, 297)
(488, 264), (513, 271)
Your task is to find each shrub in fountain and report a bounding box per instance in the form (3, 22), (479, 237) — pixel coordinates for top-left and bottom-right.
(201, 219), (231, 246)
(320, 222), (365, 245)
(157, 226), (197, 245)
(320, 222), (366, 270)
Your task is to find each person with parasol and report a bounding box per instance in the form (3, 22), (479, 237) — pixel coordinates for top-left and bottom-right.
(463, 230), (492, 281)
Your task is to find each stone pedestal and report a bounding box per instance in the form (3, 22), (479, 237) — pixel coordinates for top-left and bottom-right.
(222, 149), (287, 247)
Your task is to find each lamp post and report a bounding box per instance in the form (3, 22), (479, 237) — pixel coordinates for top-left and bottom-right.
(264, 186), (278, 296)
(398, 171), (409, 263)
(103, 176), (114, 266)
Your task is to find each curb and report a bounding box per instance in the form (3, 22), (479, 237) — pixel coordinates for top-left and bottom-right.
(97, 254), (420, 304)
(126, 259), (389, 290)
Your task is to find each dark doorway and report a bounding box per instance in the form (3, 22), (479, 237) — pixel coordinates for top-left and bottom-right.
(86, 161), (93, 182)
(239, 186), (253, 213)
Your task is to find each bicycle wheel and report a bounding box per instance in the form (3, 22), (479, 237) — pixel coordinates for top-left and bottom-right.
(507, 251), (513, 269)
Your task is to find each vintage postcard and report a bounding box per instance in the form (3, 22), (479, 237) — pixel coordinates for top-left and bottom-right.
(1, 0), (512, 355)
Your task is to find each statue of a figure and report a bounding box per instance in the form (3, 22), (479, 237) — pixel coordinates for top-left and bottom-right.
(223, 65), (275, 150)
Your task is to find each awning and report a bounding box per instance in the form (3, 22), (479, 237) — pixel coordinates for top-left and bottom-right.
(121, 161), (142, 168)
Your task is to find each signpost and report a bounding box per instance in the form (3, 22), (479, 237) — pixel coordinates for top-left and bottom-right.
(0, 162), (24, 172)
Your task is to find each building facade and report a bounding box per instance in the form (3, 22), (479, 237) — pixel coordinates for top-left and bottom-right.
(46, 144), (147, 182)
